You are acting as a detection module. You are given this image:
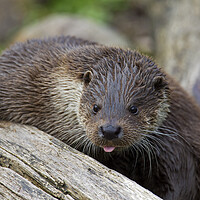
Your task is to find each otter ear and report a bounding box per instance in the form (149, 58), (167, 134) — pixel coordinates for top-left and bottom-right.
(83, 71), (93, 86)
(153, 76), (168, 91)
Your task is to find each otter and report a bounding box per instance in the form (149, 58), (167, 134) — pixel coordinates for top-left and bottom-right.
(0, 36), (200, 199)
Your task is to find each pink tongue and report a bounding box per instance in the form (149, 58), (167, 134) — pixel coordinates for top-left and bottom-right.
(103, 147), (115, 152)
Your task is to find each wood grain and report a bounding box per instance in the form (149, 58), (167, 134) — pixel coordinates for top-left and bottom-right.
(0, 122), (162, 200)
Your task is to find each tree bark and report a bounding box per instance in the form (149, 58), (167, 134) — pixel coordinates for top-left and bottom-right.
(0, 122), (162, 200)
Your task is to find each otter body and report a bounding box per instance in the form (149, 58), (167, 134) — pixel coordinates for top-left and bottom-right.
(0, 36), (200, 199)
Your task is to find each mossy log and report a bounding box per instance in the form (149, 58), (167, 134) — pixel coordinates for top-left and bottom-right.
(0, 122), (162, 200)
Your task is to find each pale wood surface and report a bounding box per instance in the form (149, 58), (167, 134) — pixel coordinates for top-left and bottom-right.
(0, 122), (162, 200)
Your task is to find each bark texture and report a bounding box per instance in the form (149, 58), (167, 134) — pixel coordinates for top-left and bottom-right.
(0, 122), (162, 200)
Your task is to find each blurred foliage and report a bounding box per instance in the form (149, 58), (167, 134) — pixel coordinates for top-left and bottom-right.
(0, 0), (131, 52)
(26, 0), (130, 23)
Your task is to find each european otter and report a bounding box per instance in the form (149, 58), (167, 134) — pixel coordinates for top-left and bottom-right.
(0, 36), (200, 199)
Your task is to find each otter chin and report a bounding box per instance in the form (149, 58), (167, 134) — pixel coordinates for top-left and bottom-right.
(0, 36), (200, 200)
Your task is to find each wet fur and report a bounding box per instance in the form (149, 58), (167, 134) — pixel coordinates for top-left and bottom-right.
(0, 36), (200, 199)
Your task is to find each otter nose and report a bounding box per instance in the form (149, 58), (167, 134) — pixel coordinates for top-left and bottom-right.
(99, 125), (122, 140)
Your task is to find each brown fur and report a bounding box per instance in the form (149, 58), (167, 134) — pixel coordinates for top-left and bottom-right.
(0, 36), (200, 199)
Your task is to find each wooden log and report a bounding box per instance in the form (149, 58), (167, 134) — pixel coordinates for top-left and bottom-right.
(0, 122), (162, 200)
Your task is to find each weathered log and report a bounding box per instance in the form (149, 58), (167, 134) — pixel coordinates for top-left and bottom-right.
(0, 122), (162, 200)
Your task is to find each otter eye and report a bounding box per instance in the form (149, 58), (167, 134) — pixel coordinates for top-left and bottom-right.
(93, 104), (101, 114)
(129, 106), (138, 115)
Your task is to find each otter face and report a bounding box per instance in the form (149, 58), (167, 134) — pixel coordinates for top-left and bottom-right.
(79, 54), (169, 153)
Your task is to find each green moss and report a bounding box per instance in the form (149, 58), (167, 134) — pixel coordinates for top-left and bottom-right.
(26, 0), (130, 23)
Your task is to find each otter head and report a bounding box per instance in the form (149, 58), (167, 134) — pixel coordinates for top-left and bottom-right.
(78, 49), (169, 153)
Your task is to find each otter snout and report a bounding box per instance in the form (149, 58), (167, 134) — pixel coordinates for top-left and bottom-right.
(98, 124), (122, 140)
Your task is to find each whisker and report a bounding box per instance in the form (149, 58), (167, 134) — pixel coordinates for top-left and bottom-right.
(158, 126), (178, 135)
(140, 138), (152, 177)
(141, 133), (164, 149)
(141, 129), (181, 144)
(129, 145), (139, 170)
(159, 125), (178, 133)
(159, 126), (190, 146)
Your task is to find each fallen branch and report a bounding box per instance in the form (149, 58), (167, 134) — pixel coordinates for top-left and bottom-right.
(0, 122), (162, 200)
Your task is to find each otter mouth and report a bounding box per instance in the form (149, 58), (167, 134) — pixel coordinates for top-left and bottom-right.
(103, 146), (116, 152)
(102, 146), (131, 153)
(95, 124), (127, 152)
(88, 125), (140, 153)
